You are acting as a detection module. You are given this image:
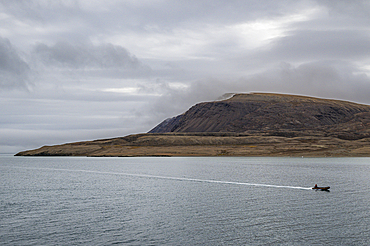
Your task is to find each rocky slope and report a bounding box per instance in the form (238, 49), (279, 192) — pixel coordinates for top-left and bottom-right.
(149, 93), (370, 139)
(16, 93), (370, 157)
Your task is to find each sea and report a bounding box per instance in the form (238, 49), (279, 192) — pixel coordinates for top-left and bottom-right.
(1, 155), (369, 245)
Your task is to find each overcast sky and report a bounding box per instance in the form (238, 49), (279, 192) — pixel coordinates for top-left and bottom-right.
(1, 0), (370, 153)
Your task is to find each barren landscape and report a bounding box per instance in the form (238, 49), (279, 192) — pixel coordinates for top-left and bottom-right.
(16, 93), (370, 157)
(15, 132), (370, 157)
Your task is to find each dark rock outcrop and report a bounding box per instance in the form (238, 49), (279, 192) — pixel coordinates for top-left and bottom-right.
(149, 115), (183, 133)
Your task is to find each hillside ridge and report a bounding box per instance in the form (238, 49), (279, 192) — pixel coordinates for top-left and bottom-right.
(149, 93), (370, 137)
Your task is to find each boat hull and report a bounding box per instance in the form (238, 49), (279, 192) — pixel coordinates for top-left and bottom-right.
(312, 186), (330, 191)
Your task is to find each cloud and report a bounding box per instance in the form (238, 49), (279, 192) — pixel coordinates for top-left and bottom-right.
(263, 30), (370, 63)
(0, 37), (31, 90)
(247, 61), (370, 103)
(317, 0), (370, 19)
(33, 41), (145, 70)
(145, 60), (370, 125)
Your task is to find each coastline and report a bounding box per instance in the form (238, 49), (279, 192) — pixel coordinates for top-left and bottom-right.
(15, 133), (370, 157)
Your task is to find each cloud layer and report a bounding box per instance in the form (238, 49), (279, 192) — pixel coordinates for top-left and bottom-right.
(0, 37), (31, 90)
(1, 0), (370, 153)
(33, 42), (142, 69)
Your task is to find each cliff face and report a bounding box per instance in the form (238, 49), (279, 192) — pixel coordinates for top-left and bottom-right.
(149, 93), (370, 139)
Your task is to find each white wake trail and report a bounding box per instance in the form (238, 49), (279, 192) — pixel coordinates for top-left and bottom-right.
(2, 166), (312, 190)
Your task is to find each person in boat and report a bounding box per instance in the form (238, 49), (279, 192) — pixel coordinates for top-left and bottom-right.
(314, 184), (317, 188)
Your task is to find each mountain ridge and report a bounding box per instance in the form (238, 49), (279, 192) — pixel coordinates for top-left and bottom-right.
(149, 93), (370, 138)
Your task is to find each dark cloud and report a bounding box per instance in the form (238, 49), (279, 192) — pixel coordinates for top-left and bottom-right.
(0, 37), (31, 90)
(33, 41), (143, 69)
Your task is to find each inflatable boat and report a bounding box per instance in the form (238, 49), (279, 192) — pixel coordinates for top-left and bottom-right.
(312, 184), (330, 191)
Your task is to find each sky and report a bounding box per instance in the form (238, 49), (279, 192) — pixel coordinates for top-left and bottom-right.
(1, 0), (370, 153)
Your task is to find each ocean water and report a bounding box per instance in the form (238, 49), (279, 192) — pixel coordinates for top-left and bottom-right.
(1, 156), (369, 245)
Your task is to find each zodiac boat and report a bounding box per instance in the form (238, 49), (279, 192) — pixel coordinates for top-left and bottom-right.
(312, 184), (330, 191)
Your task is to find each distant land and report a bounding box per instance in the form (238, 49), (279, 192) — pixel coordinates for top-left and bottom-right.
(16, 93), (370, 157)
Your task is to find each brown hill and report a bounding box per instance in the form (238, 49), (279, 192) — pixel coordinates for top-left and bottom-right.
(16, 93), (370, 157)
(149, 93), (370, 140)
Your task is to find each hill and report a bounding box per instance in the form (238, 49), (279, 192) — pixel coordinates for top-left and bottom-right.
(16, 93), (370, 157)
(149, 93), (370, 139)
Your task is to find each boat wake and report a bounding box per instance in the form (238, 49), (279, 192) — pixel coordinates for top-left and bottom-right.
(3, 166), (312, 190)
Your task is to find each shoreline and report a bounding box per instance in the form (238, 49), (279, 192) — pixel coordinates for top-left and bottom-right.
(15, 133), (370, 157)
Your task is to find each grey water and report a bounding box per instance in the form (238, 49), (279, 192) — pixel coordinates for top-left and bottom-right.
(1, 156), (369, 245)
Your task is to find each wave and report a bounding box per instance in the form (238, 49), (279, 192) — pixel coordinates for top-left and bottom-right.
(2, 166), (312, 190)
